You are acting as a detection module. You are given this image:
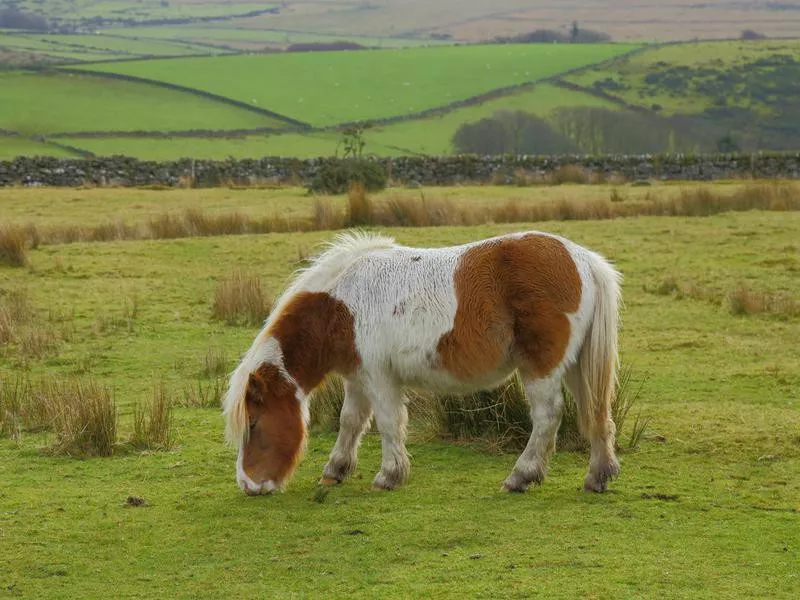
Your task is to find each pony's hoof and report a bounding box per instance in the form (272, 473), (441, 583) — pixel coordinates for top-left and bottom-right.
(319, 476), (341, 487)
(372, 471), (400, 491)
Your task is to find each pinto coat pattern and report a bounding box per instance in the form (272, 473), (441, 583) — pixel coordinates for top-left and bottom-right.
(223, 231), (622, 495)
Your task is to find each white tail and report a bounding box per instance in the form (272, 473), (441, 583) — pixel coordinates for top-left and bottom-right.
(576, 252), (622, 440)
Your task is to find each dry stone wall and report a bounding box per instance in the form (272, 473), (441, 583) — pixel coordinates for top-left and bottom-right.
(1, 153), (799, 188)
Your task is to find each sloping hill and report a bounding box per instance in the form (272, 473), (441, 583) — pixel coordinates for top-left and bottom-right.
(72, 43), (638, 127)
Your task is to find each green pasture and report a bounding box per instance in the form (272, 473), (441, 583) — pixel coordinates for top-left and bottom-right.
(76, 43), (639, 127)
(0, 135), (74, 160)
(58, 82), (619, 159)
(567, 39), (800, 115)
(0, 189), (798, 597)
(0, 72), (289, 135)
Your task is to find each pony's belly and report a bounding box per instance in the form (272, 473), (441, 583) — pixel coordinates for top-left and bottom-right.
(395, 358), (515, 396)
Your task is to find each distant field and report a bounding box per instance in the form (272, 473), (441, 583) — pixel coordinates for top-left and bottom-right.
(12, 0), (279, 24)
(15, 33), (226, 57)
(566, 39), (800, 115)
(75, 43), (639, 127)
(0, 72), (288, 135)
(104, 26), (450, 50)
(60, 83), (620, 159)
(0, 135), (74, 159)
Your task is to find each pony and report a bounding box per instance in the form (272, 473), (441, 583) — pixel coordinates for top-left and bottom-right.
(222, 230), (622, 495)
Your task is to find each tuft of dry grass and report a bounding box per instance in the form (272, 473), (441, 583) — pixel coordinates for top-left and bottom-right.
(0, 373), (26, 439)
(0, 289), (34, 345)
(346, 182), (373, 227)
(308, 374), (346, 433)
(16, 324), (60, 360)
(131, 381), (174, 450)
(313, 199), (345, 231)
(201, 347), (230, 378)
(211, 270), (272, 326)
(182, 377), (226, 408)
(548, 164), (590, 185)
(727, 285), (800, 317)
(0, 225), (29, 267)
(46, 378), (117, 457)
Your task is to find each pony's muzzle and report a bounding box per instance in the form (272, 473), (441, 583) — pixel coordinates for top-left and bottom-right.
(238, 477), (278, 496)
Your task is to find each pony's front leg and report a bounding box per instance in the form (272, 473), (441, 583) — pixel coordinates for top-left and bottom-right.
(369, 376), (409, 490)
(503, 376), (564, 493)
(320, 377), (373, 485)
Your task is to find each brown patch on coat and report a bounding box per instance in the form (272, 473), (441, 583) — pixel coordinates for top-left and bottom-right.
(269, 291), (360, 392)
(242, 363), (306, 486)
(438, 235), (581, 380)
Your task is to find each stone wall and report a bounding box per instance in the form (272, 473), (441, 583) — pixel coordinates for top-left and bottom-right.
(1, 153), (799, 188)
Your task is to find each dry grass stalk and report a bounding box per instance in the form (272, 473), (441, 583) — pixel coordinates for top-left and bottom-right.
(17, 324), (60, 360)
(308, 374), (346, 432)
(0, 373), (27, 439)
(47, 378), (117, 457)
(313, 199), (345, 231)
(346, 182), (373, 227)
(201, 347), (230, 378)
(131, 381), (174, 450)
(212, 270), (272, 326)
(182, 377), (226, 408)
(727, 285), (800, 317)
(0, 225), (28, 267)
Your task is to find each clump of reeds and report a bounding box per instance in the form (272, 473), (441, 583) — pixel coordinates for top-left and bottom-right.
(308, 374), (346, 432)
(182, 377), (226, 408)
(47, 378), (117, 457)
(130, 380), (174, 450)
(211, 269), (272, 326)
(0, 225), (29, 267)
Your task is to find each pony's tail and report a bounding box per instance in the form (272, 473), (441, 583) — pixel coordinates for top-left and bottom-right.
(576, 252), (622, 441)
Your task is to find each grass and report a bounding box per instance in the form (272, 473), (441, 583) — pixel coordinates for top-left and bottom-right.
(0, 72), (288, 135)
(212, 269), (272, 326)
(0, 135), (76, 159)
(0, 225), (28, 267)
(76, 43), (639, 126)
(131, 380), (175, 450)
(0, 187), (798, 597)
(6, 182), (799, 246)
(55, 82), (619, 159)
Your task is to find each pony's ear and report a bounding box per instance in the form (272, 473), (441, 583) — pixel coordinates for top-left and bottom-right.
(246, 371), (268, 406)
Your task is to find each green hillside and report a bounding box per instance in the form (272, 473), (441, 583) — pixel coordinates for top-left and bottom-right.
(0, 72), (289, 135)
(74, 44), (638, 127)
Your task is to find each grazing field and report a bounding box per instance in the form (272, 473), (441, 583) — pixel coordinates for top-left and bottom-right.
(0, 72), (288, 135)
(60, 82), (620, 159)
(1, 182), (799, 597)
(566, 39), (800, 115)
(0, 135), (74, 159)
(75, 44), (639, 126)
(8, 33), (226, 57)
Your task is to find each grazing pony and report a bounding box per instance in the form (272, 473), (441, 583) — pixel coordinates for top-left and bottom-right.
(223, 231), (622, 495)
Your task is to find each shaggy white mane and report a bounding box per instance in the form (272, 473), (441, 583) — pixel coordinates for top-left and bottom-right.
(221, 231), (396, 447)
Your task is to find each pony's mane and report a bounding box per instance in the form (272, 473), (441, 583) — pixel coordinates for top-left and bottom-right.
(222, 231), (396, 446)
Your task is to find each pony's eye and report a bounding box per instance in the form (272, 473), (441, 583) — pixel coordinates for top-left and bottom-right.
(248, 419), (257, 431)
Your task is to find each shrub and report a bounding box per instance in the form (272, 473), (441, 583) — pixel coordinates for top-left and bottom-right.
(212, 270), (272, 326)
(309, 159), (388, 195)
(131, 381), (174, 450)
(0, 226), (28, 267)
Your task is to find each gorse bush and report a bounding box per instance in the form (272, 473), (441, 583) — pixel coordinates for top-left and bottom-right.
(212, 270), (272, 326)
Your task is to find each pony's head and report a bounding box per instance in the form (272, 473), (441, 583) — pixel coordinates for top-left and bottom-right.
(224, 361), (307, 495)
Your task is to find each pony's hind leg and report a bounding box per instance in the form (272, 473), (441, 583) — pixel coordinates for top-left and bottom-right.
(320, 377), (373, 485)
(564, 365), (619, 493)
(502, 375), (564, 493)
